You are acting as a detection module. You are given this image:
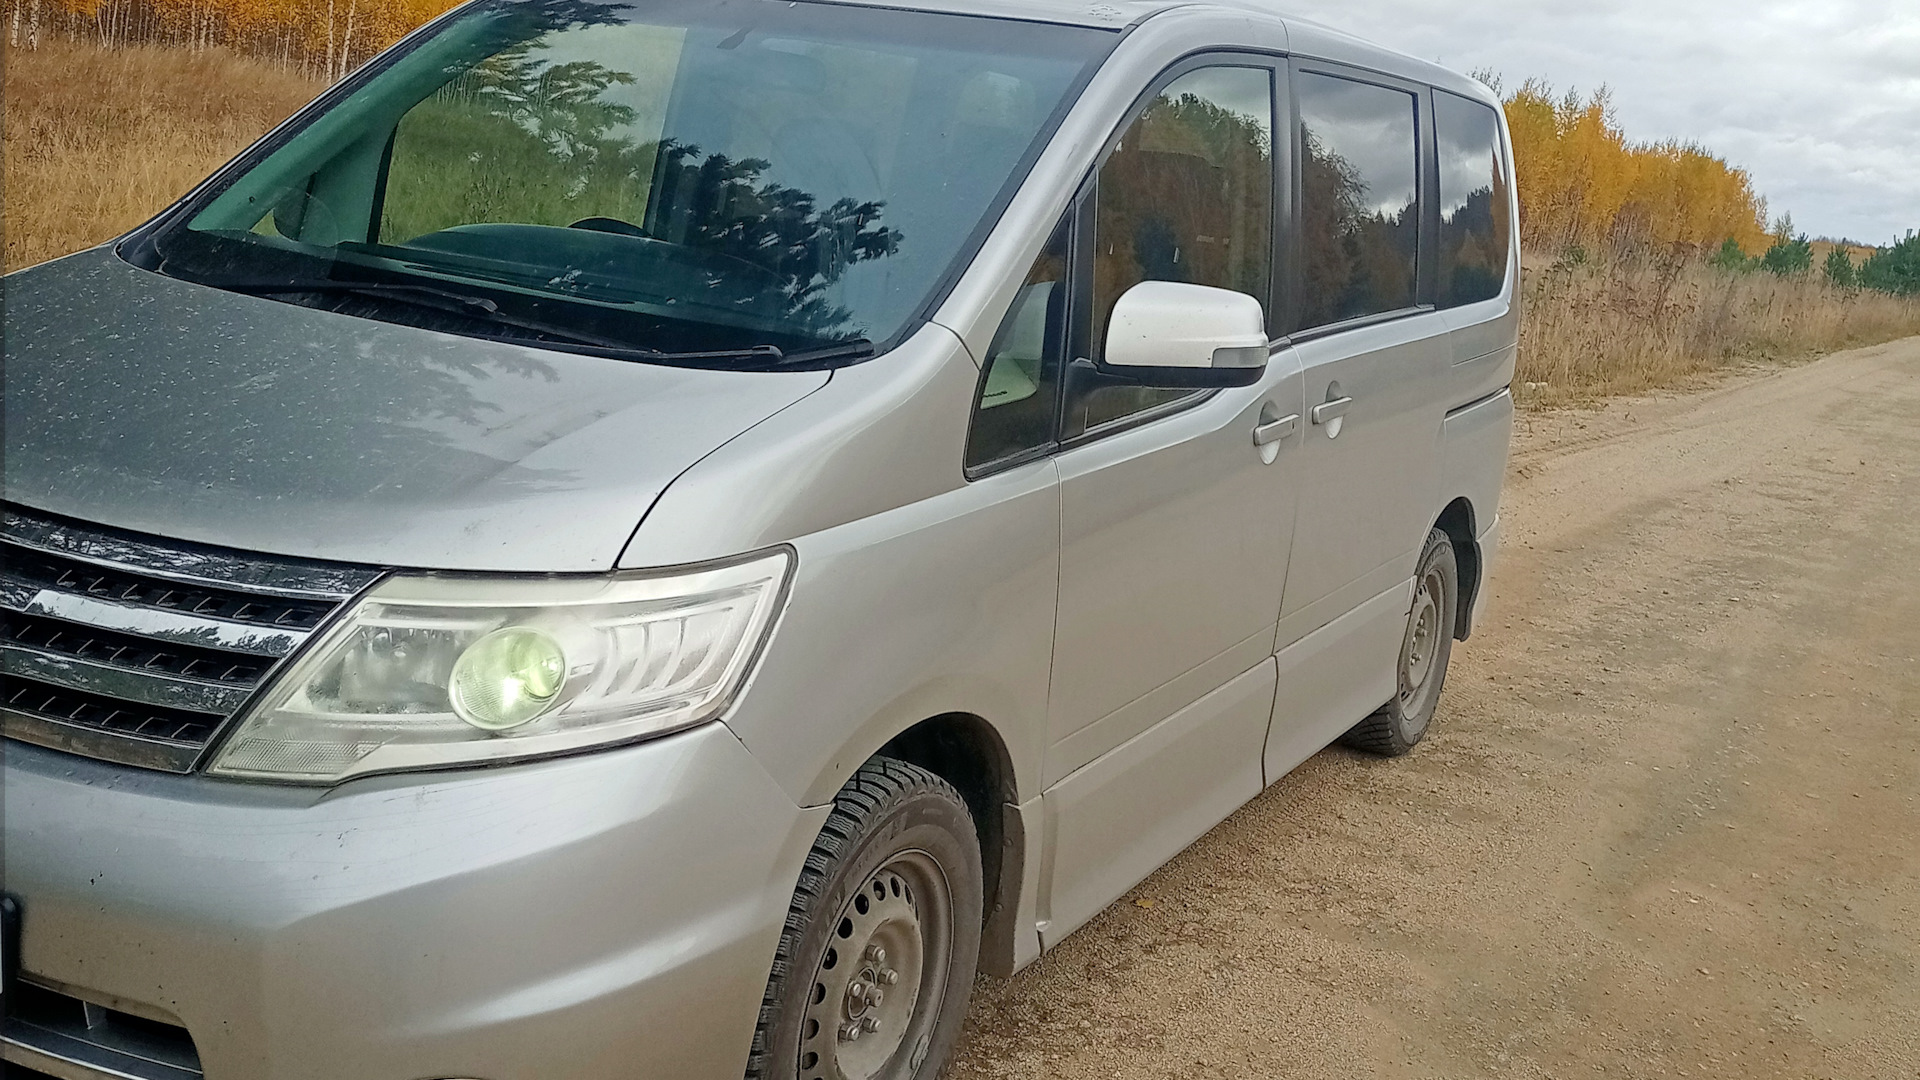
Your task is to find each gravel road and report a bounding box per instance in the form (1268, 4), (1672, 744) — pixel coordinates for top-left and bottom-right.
(946, 336), (1920, 1080)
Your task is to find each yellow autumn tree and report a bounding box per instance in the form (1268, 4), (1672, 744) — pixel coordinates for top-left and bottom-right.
(1502, 79), (1771, 257)
(14, 0), (459, 75)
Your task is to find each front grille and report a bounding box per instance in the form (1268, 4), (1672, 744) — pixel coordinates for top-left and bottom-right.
(6, 611), (272, 684)
(1, 506), (383, 772)
(3, 681), (226, 745)
(4, 542), (337, 630)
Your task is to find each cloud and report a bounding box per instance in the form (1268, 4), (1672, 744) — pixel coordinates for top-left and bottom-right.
(1281, 0), (1920, 244)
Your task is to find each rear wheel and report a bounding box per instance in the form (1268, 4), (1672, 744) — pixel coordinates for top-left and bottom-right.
(1341, 528), (1459, 757)
(747, 758), (982, 1080)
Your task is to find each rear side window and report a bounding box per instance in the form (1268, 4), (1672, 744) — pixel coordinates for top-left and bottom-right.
(1435, 92), (1512, 307)
(1295, 71), (1419, 332)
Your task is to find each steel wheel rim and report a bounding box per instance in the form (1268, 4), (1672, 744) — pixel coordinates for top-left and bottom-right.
(799, 850), (953, 1080)
(1399, 567), (1443, 709)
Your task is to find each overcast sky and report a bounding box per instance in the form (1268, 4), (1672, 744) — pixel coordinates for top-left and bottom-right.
(1280, 0), (1920, 245)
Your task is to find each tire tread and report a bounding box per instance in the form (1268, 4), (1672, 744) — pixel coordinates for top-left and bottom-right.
(1339, 528), (1459, 758)
(744, 756), (967, 1079)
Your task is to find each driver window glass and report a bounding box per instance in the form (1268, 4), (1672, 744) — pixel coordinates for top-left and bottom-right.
(967, 219), (1069, 471)
(1065, 65), (1275, 440)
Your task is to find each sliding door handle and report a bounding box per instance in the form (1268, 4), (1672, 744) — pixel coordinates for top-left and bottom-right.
(1253, 413), (1300, 447)
(1310, 396), (1354, 425)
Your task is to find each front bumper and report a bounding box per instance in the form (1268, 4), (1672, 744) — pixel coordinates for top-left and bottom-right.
(3, 725), (826, 1080)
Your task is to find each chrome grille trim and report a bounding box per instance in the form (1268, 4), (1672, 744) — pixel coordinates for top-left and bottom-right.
(1, 507), (371, 599)
(4, 610), (273, 684)
(2, 544), (335, 631)
(0, 711), (208, 774)
(0, 646), (253, 715)
(1, 506), (383, 773)
(6, 589), (309, 658)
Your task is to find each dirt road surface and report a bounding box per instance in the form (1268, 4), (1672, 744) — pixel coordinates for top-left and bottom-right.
(946, 336), (1920, 1080)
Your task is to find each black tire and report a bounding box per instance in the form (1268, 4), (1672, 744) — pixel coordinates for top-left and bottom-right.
(1341, 528), (1459, 757)
(747, 758), (983, 1080)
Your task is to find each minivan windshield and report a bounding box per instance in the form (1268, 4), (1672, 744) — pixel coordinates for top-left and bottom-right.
(133, 0), (1110, 366)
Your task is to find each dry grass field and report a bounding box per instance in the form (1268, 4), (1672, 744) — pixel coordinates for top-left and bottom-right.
(1516, 251), (1920, 405)
(6, 37), (1918, 403)
(1810, 239), (1877, 268)
(2, 38), (324, 272)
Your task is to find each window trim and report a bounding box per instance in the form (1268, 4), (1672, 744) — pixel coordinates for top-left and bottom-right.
(1058, 377), (1228, 453)
(1284, 58), (1435, 339)
(1281, 303), (1435, 347)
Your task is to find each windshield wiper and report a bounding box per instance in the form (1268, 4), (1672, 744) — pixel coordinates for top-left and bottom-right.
(212, 278), (876, 368)
(216, 278), (692, 358)
(216, 278), (503, 312)
(210, 279), (636, 348)
(554, 337), (875, 368)
(763, 339), (878, 366)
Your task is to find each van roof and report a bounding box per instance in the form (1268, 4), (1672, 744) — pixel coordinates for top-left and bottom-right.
(826, 0), (1494, 104)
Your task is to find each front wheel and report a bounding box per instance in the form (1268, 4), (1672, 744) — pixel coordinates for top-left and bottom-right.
(1341, 528), (1459, 757)
(747, 758), (983, 1080)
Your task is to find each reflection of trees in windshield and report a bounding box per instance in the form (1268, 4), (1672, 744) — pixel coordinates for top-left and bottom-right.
(650, 140), (902, 336)
(380, 35), (902, 340)
(380, 55), (656, 244)
(1299, 128), (1418, 328)
(469, 46), (641, 162)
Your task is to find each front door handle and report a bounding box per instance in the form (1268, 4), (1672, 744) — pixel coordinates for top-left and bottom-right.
(1310, 396), (1354, 425)
(1253, 413), (1300, 447)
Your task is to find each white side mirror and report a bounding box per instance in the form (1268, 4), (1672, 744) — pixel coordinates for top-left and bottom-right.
(1102, 281), (1269, 386)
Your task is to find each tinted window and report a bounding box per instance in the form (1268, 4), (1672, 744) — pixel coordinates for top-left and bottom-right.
(1296, 72), (1419, 331)
(1435, 91), (1512, 308)
(1066, 65), (1274, 438)
(144, 0), (1110, 363)
(967, 220), (1068, 470)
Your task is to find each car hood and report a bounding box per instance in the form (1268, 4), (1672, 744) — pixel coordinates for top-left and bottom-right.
(2, 250), (830, 572)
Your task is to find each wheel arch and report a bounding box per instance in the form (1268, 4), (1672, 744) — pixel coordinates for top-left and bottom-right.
(875, 713), (1026, 976)
(1434, 496), (1480, 640)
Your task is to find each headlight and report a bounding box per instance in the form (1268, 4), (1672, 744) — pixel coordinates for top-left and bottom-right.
(208, 550), (792, 783)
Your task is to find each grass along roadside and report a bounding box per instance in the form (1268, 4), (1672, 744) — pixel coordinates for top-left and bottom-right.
(7, 37), (1919, 405)
(1516, 249), (1920, 406)
(2, 39), (324, 273)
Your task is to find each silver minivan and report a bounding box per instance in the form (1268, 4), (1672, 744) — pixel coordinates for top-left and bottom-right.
(1, 1), (1517, 1077)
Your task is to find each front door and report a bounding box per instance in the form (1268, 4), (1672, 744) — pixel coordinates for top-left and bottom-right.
(1031, 61), (1304, 943)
